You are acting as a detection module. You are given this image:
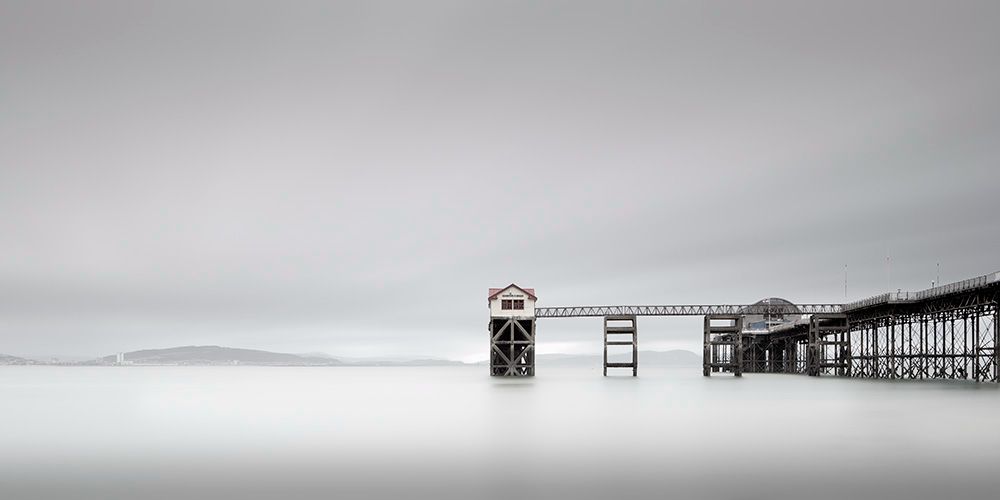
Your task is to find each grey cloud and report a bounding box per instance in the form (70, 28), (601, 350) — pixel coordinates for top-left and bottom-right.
(1, 1), (998, 358)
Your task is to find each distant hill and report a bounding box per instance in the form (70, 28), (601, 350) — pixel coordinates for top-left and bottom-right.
(97, 346), (343, 366)
(536, 349), (700, 366)
(92, 346), (468, 367)
(0, 353), (38, 365)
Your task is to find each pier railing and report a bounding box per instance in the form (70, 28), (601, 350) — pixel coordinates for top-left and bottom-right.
(843, 271), (1000, 311)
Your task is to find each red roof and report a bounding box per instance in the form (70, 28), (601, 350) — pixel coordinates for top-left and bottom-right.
(488, 284), (536, 302)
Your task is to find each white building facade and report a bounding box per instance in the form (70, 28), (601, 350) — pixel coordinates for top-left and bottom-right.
(488, 284), (536, 318)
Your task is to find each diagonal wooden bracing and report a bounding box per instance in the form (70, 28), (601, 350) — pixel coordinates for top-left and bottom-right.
(489, 317), (535, 377)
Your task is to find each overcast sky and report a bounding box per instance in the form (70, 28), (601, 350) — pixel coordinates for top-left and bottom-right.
(2, 1), (998, 360)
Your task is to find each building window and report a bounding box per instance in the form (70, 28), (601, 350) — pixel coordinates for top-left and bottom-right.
(513, 299), (524, 310)
(502, 299), (512, 310)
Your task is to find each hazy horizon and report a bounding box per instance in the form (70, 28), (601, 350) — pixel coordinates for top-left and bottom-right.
(5, 344), (703, 365)
(3, 1), (999, 361)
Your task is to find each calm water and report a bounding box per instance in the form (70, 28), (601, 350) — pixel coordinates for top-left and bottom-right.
(2, 365), (999, 499)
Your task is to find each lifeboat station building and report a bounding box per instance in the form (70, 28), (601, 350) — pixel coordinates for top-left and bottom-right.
(488, 284), (536, 376)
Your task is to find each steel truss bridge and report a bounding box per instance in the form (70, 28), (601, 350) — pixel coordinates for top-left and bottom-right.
(535, 304), (842, 318)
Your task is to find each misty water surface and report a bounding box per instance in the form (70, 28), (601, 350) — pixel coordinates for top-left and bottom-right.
(2, 365), (999, 500)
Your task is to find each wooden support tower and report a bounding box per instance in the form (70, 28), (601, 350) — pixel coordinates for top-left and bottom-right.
(490, 317), (535, 376)
(703, 315), (743, 377)
(604, 315), (637, 376)
(487, 284), (538, 377)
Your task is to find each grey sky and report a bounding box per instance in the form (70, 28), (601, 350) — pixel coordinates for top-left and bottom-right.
(2, 1), (998, 360)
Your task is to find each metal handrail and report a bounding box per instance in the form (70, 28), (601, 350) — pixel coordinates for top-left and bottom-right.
(843, 271), (1000, 311)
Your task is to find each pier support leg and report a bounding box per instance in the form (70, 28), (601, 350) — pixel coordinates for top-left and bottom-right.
(808, 314), (848, 377)
(994, 304), (999, 383)
(783, 339), (796, 374)
(703, 317), (710, 377)
(703, 315), (742, 377)
(604, 315), (637, 376)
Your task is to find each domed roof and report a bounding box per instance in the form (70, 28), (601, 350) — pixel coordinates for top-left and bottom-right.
(739, 298), (803, 332)
(738, 297), (802, 315)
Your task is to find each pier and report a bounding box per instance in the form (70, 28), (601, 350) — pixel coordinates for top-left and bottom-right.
(489, 271), (1000, 382)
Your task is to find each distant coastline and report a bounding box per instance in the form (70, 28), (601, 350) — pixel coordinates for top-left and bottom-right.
(0, 345), (463, 367)
(0, 346), (700, 368)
